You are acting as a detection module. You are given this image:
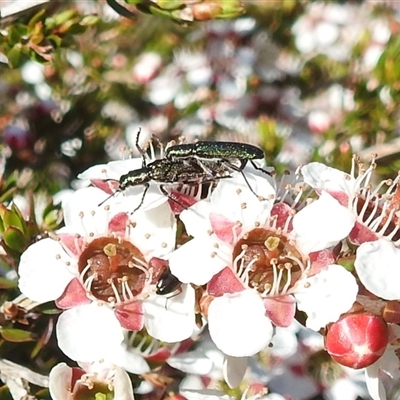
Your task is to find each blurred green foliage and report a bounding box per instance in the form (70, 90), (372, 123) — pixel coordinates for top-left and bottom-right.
(0, 0), (400, 397)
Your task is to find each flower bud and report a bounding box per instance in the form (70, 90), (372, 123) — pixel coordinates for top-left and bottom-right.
(325, 312), (389, 369)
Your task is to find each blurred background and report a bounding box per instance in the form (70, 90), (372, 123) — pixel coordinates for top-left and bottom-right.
(1, 1), (400, 399)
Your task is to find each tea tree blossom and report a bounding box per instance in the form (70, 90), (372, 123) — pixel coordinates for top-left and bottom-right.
(300, 156), (400, 246)
(300, 157), (400, 399)
(18, 186), (195, 362)
(363, 324), (400, 400)
(49, 361), (134, 400)
(169, 169), (358, 357)
(78, 157), (170, 212)
(301, 158), (400, 301)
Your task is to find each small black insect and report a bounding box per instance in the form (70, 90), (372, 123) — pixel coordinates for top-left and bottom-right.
(165, 140), (271, 197)
(155, 267), (182, 296)
(99, 130), (271, 210)
(165, 141), (265, 166)
(100, 157), (232, 212)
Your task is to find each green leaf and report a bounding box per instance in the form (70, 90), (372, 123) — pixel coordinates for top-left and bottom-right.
(156, 0), (182, 11)
(80, 15), (100, 26)
(1, 328), (36, 342)
(28, 9), (46, 30)
(0, 277), (18, 289)
(9, 204), (25, 226)
(218, 0), (245, 18)
(7, 26), (22, 46)
(3, 208), (25, 232)
(337, 258), (355, 272)
(7, 44), (24, 68)
(30, 32), (45, 45)
(40, 307), (62, 315)
(45, 9), (78, 30)
(43, 209), (61, 230)
(46, 34), (62, 47)
(147, 5), (173, 19)
(3, 226), (27, 252)
(0, 385), (13, 400)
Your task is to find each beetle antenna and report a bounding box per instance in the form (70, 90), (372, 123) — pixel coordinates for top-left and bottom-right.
(135, 127), (147, 168)
(131, 183), (150, 213)
(98, 189), (120, 207)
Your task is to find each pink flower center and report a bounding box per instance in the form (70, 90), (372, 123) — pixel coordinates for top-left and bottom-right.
(232, 228), (306, 296)
(78, 237), (147, 304)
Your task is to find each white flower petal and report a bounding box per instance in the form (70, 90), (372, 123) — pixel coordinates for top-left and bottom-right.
(110, 344), (150, 375)
(267, 368), (319, 400)
(18, 238), (75, 302)
(365, 363), (387, 400)
(78, 159), (142, 181)
(324, 378), (361, 400)
(180, 201), (213, 238)
(113, 366), (135, 400)
(180, 375), (204, 391)
(49, 363), (72, 400)
(143, 285), (196, 342)
(301, 162), (356, 194)
(56, 303), (124, 362)
(129, 184), (168, 212)
(208, 290), (273, 357)
(180, 389), (232, 400)
(223, 356), (248, 389)
(63, 187), (112, 234)
(292, 191), (356, 253)
(270, 327), (298, 358)
(376, 345), (400, 379)
(129, 202), (176, 259)
(294, 264), (358, 331)
(168, 351), (213, 375)
(210, 170), (275, 228)
(169, 238), (227, 285)
(77, 164), (111, 181)
(355, 239), (400, 300)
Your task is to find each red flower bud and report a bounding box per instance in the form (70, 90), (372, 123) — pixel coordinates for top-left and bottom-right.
(325, 312), (389, 369)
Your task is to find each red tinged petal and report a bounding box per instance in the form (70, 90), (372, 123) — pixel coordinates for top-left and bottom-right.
(264, 295), (296, 327)
(168, 191), (198, 214)
(270, 203), (293, 231)
(56, 278), (90, 309)
(325, 312), (389, 369)
(59, 233), (84, 257)
(91, 179), (118, 194)
(207, 267), (244, 297)
(148, 257), (169, 283)
(108, 212), (129, 234)
(70, 367), (85, 388)
(309, 249), (336, 275)
(210, 212), (241, 244)
(326, 190), (349, 207)
(349, 222), (378, 246)
(145, 347), (171, 362)
(115, 301), (144, 331)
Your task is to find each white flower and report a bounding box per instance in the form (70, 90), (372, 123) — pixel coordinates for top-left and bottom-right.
(169, 170), (357, 357)
(49, 361), (134, 400)
(78, 158), (169, 212)
(301, 158), (400, 246)
(365, 325), (400, 400)
(18, 187), (195, 362)
(355, 238), (400, 300)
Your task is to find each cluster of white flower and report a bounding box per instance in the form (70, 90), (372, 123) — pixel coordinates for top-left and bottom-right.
(16, 146), (400, 399)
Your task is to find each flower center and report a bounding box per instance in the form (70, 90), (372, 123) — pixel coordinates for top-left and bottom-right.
(354, 190), (400, 241)
(78, 237), (147, 303)
(232, 228), (305, 296)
